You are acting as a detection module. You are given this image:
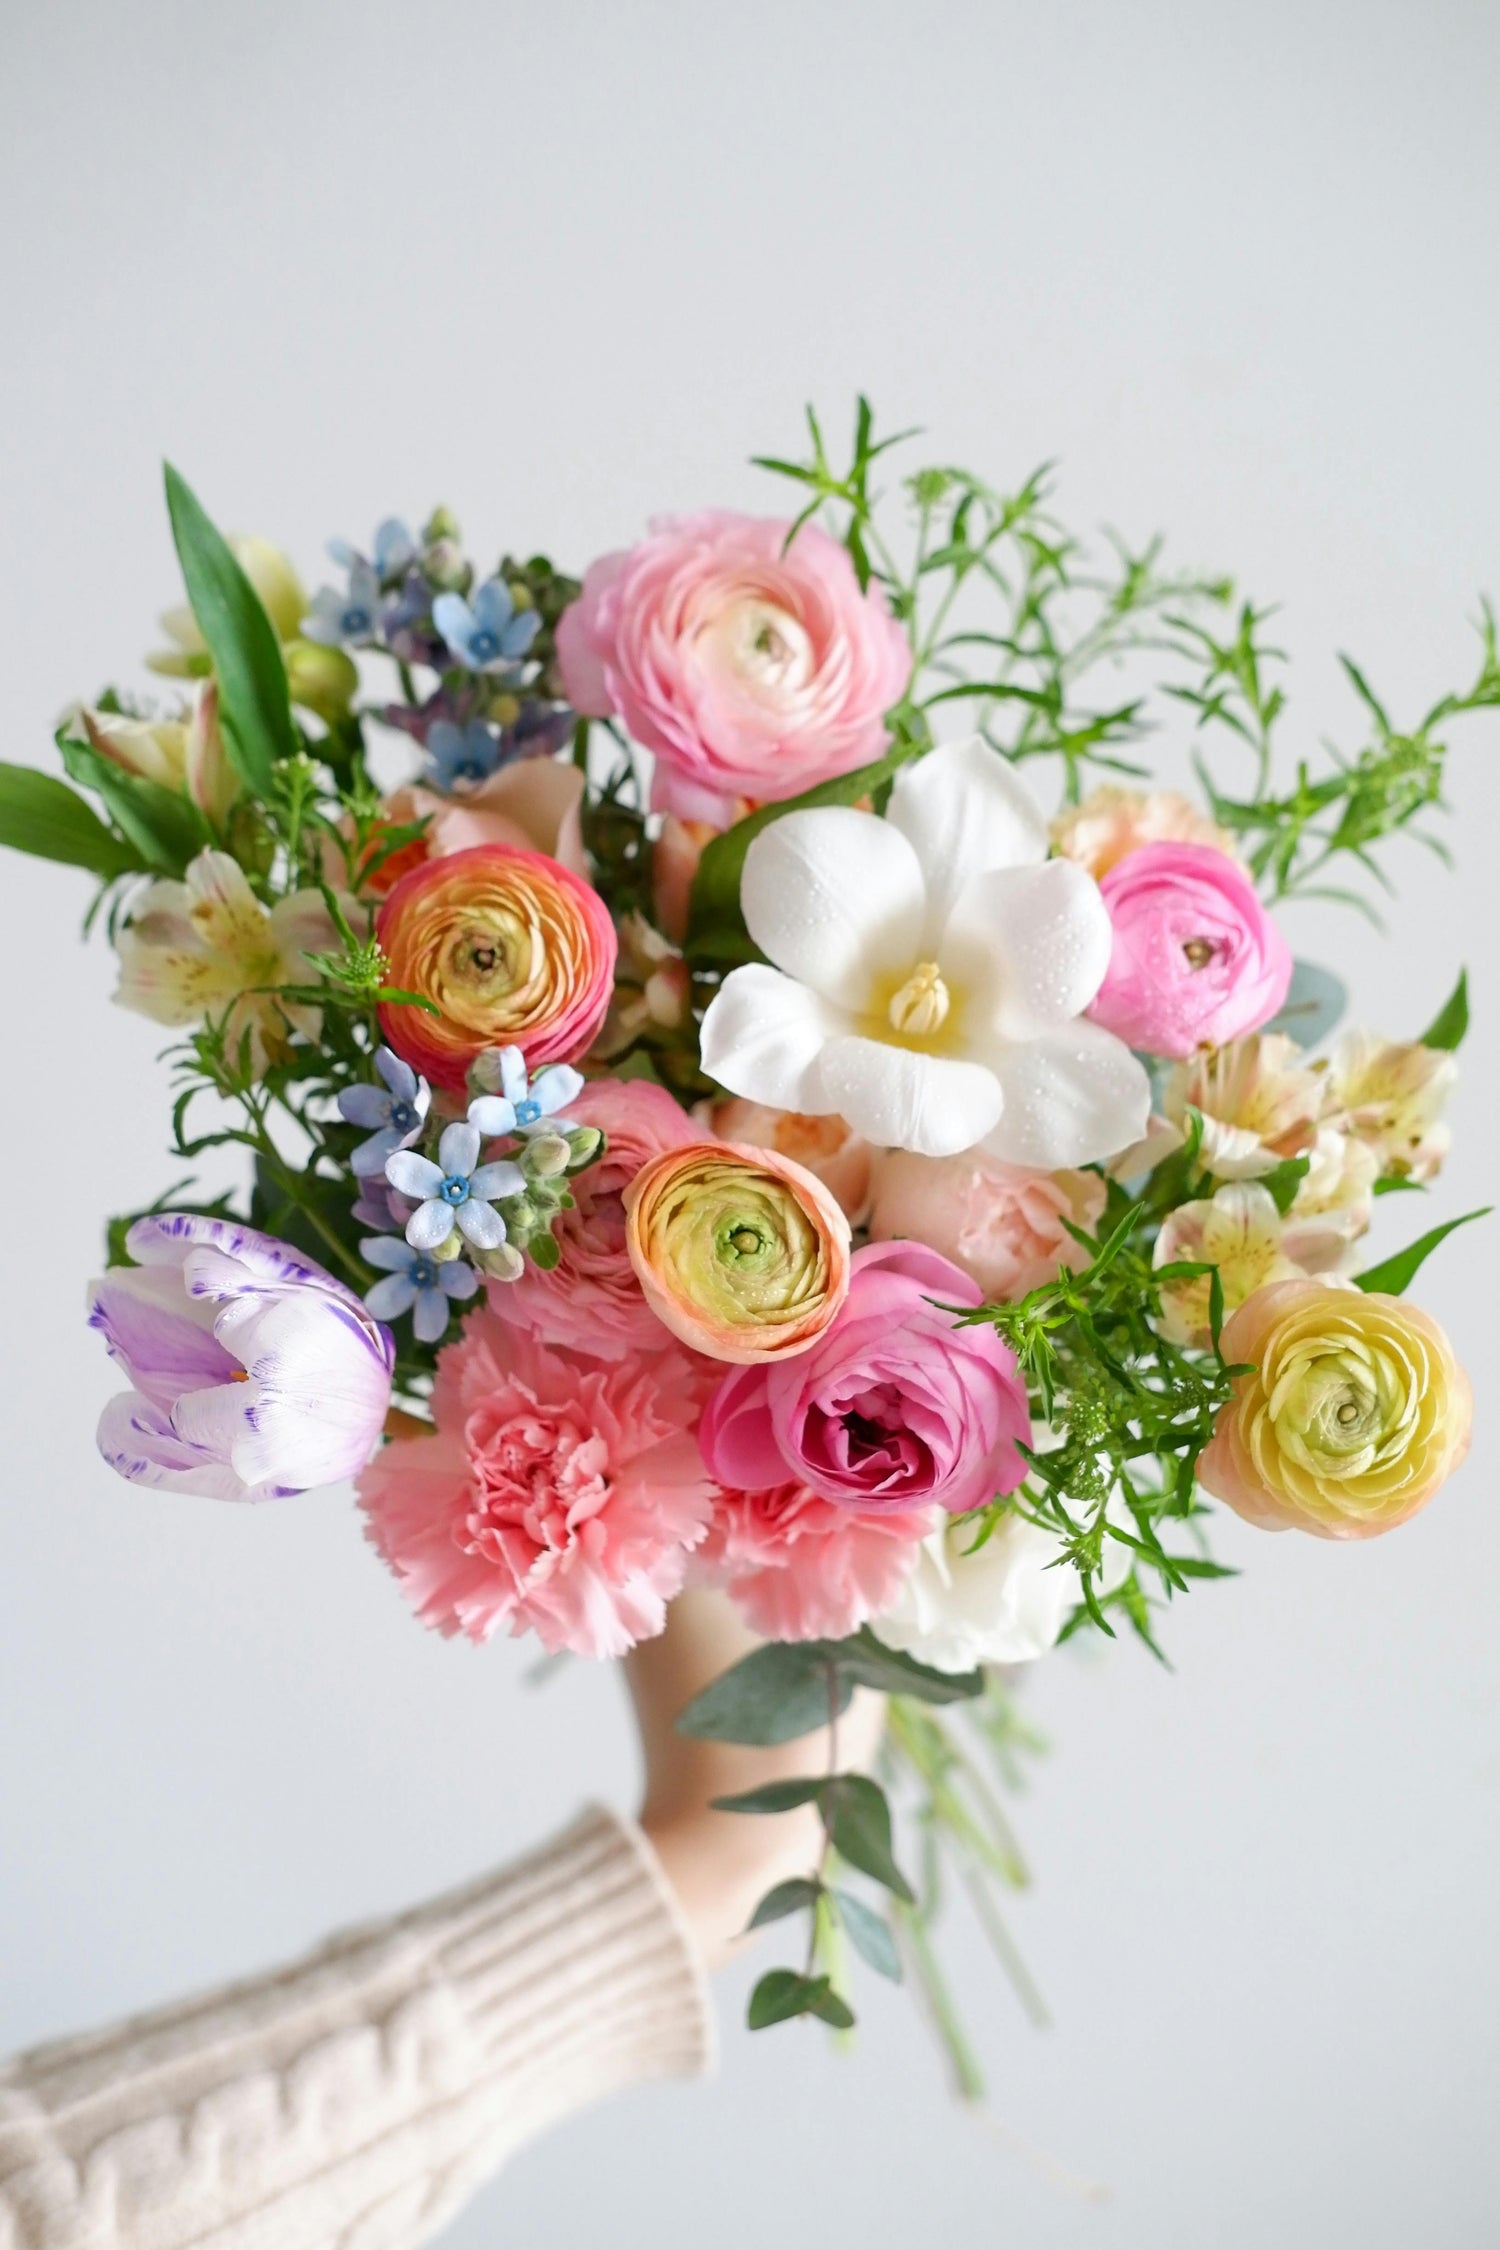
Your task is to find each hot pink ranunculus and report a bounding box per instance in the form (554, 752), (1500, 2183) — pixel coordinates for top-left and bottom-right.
(698, 1480), (936, 1642)
(699, 1240), (1032, 1518)
(488, 1076), (699, 1358)
(357, 1308), (714, 1657)
(1087, 841), (1293, 1060)
(868, 1149), (1106, 1301)
(556, 512), (912, 822)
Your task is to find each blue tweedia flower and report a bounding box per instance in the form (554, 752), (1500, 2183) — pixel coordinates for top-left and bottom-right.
(304, 556), (382, 647)
(327, 519), (419, 585)
(360, 1235), (479, 1343)
(422, 718), (503, 793)
(433, 579), (541, 673)
(386, 1121), (525, 1252)
(468, 1046), (585, 1137)
(338, 1048), (432, 1178)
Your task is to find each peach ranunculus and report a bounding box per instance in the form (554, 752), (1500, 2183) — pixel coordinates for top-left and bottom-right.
(375, 843), (616, 1092)
(488, 1076), (699, 1359)
(1051, 784), (1237, 879)
(1197, 1278), (1472, 1539)
(1163, 1032), (1323, 1180)
(1320, 1030), (1457, 1183)
(709, 1099), (874, 1227)
(868, 1149), (1106, 1303)
(113, 848), (340, 1078)
(556, 512), (912, 822)
(350, 759), (588, 898)
(624, 1140), (851, 1364)
(1152, 1181), (1353, 1350)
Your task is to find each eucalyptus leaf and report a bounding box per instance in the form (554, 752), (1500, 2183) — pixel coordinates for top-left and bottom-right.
(677, 1643), (849, 1745)
(825, 1627), (984, 1705)
(832, 1890), (903, 1983)
(1354, 1206), (1490, 1295)
(1263, 959), (1347, 1049)
(822, 1775), (915, 1904)
(710, 1778), (826, 1815)
(747, 1969), (854, 2032)
(164, 463), (298, 797)
(0, 761), (142, 880)
(1419, 968), (1468, 1051)
(745, 1878), (823, 1930)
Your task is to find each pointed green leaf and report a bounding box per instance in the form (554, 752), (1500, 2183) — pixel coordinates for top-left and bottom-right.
(164, 463), (297, 796)
(1355, 1206), (1490, 1295)
(825, 1628), (984, 1705)
(0, 761), (142, 880)
(710, 1779), (826, 1816)
(822, 1775), (915, 1904)
(747, 1969), (854, 2031)
(677, 1643), (848, 1745)
(1259, 1155), (1312, 1216)
(1418, 968), (1468, 1051)
(832, 1890), (903, 1982)
(745, 1878), (823, 1929)
(57, 733), (212, 875)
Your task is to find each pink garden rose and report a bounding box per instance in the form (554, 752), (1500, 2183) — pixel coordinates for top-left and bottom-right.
(357, 1308), (714, 1657)
(489, 1076), (699, 1358)
(698, 1480), (936, 1642)
(556, 512), (912, 822)
(1087, 841), (1293, 1060)
(869, 1149), (1106, 1301)
(700, 1240), (1032, 1518)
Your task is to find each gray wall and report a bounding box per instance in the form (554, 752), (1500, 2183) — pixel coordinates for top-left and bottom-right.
(2, 4), (1497, 2244)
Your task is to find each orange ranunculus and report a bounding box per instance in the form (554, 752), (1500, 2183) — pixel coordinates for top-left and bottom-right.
(376, 843), (616, 1092)
(1198, 1277), (1472, 1539)
(623, 1140), (851, 1364)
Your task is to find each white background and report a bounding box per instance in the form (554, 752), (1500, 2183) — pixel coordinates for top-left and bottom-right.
(2, 4), (1498, 2244)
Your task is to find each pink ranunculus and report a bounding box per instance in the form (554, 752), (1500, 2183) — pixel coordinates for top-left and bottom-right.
(89, 1214), (395, 1501)
(698, 1480), (937, 1642)
(1087, 841), (1293, 1060)
(709, 1098), (874, 1226)
(868, 1149), (1106, 1301)
(357, 1308), (714, 1656)
(700, 1240), (1032, 1518)
(488, 1076), (700, 1358)
(555, 512), (912, 822)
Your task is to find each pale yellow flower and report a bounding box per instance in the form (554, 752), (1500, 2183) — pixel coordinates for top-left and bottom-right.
(1198, 1279), (1472, 1538)
(1153, 1180), (1352, 1350)
(114, 848), (337, 1076)
(1051, 784), (1236, 880)
(1321, 1031), (1456, 1182)
(149, 536), (309, 675)
(1290, 1125), (1377, 1242)
(1164, 1033), (1322, 1180)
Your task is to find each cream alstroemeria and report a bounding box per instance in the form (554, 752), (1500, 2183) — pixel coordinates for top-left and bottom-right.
(1163, 1032), (1323, 1180)
(1321, 1030), (1456, 1182)
(1290, 1124), (1377, 1242)
(1152, 1179), (1353, 1350)
(114, 848), (339, 1077)
(698, 738), (1150, 1166)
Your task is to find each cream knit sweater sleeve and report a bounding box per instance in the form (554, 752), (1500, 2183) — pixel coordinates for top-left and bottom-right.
(0, 1807), (714, 2250)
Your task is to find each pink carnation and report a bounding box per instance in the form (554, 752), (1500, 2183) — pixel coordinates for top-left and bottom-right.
(556, 511), (912, 822)
(699, 1480), (935, 1642)
(869, 1149), (1106, 1301)
(700, 1240), (1032, 1518)
(1087, 841), (1293, 1060)
(357, 1309), (713, 1657)
(489, 1076), (699, 1358)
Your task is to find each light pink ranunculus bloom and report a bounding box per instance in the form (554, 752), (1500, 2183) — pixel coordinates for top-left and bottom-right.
(698, 1480), (936, 1642)
(357, 1309), (714, 1656)
(488, 1076), (700, 1359)
(1088, 841), (1293, 1060)
(89, 1214), (395, 1501)
(1051, 784), (1236, 880)
(556, 512), (912, 822)
(869, 1148), (1105, 1301)
(700, 1240), (1032, 1518)
(710, 1098), (874, 1226)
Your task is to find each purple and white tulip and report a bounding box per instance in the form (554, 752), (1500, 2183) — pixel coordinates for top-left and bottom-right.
(88, 1213), (395, 1501)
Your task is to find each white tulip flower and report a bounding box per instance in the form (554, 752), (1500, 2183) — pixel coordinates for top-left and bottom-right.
(698, 738), (1150, 1167)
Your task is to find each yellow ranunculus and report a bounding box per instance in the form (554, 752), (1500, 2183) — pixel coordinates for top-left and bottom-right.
(624, 1140), (851, 1363)
(1198, 1278), (1472, 1539)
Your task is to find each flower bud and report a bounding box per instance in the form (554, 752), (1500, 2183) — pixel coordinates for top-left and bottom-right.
(429, 1229), (468, 1265)
(422, 538), (471, 593)
(564, 1125), (605, 1171)
(473, 1241), (525, 1284)
(284, 638), (359, 723)
(83, 708), (188, 790)
(503, 1195), (540, 1234)
(422, 506), (461, 544)
(523, 1131), (572, 1179)
(184, 680), (240, 826)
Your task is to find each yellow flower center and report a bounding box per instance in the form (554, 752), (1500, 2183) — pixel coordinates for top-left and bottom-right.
(1182, 937), (1216, 970)
(887, 961), (951, 1038)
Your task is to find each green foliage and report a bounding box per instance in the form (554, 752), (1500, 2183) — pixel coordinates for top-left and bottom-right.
(163, 463), (298, 795)
(57, 730), (212, 875)
(832, 1889), (902, 1982)
(0, 760), (144, 881)
(1420, 968), (1469, 1051)
(1355, 1207), (1490, 1295)
(747, 1968), (854, 2032)
(677, 1632), (982, 1746)
(1264, 959), (1348, 1049)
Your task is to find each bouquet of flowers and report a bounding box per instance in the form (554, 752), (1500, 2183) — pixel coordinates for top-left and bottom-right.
(6, 401), (1487, 2074)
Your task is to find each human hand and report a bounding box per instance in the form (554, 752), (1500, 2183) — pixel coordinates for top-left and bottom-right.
(624, 1587), (884, 1969)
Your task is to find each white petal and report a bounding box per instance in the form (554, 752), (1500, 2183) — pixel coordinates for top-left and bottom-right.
(438, 1119), (480, 1177)
(739, 806), (925, 1011)
(944, 858), (1114, 1039)
(699, 965), (848, 1112)
(816, 1034), (1002, 1158)
(406, 1200), (455, 1250)
(887, 737), (1050, 942)
(982, 1022), (1151, 1168)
